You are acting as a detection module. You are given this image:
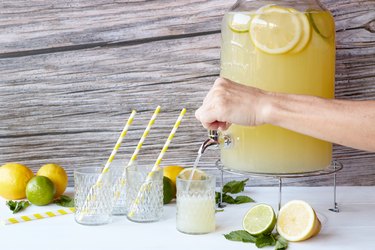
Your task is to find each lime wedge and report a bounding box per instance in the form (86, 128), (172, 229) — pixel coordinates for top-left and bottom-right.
(249, 6), (302, 54)
(277, 200), (321, 242)
(228, 13), (252, 32)
(308, 11), (334, 39)
(242, 204), (276, 235)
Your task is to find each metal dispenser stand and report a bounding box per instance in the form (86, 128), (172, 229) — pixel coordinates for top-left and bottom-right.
(215, 160), (343, 212)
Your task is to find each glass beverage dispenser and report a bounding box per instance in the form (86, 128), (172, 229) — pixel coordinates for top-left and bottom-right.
(211, 0), (335, 174)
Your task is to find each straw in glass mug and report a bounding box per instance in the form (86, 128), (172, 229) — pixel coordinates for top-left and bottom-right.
(79, 110), (136, 216)
(113, 106), (161, 200)
(127, 108), (186, 218)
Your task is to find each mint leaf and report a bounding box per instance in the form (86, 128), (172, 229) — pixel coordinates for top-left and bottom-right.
(224, 230), (257, 243)
(216, 192), (235, 204)
(222, 193), (236, 204)
(6, 200), (31, 214)
(223, 179), (249, 194)
(54, 195), (74, 207)
(234, 195), (255, 204)
(275, 235), (288, 250)
(255, 234), (276, 248)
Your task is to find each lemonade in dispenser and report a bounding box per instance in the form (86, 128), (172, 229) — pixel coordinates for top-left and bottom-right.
(215, 0), (335, 173)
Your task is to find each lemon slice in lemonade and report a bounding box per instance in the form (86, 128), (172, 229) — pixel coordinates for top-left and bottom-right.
(249, 6), (302, 54)
(290, 10), (311, 53)
(229, 13), (252, 32)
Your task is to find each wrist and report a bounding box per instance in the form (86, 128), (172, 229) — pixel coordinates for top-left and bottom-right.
(257, 91), (280, 125)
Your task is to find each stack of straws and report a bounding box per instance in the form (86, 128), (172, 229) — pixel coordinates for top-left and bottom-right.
(79, 106), (187, 220)
(2, 106), (186, 225)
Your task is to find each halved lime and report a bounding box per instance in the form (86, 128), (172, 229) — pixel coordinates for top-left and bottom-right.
(228, 13), (252, 32)
(242, 204), (276, 235)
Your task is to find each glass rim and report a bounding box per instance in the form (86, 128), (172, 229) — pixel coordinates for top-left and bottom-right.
(126, 166), (163, 173)
(176, 174), (215, 183)
(74, 167), (106, 175)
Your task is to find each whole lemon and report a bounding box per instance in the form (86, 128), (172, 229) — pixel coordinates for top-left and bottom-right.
(37, 163), (68, 198)
(0, 163), (34, 200)
(26, 176), (56, 206)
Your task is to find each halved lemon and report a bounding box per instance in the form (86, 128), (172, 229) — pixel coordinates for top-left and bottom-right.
(277, 200), (321, 242)
(249, 6), (302, 54)
(228, 13), (252, 32)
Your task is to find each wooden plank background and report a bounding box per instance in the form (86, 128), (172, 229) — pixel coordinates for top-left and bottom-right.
(0, 0), (374, 187)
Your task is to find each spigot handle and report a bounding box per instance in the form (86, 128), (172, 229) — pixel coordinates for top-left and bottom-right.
(208, 130), (219, 141)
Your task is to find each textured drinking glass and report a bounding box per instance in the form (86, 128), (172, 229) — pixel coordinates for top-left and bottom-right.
(176, 175), (216, 234)
(110, 159), (128, 216)
(74, 167), (115, 225)
(126, 167), (163, 222)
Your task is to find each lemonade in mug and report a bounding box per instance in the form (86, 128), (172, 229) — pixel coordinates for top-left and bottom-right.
(220, 1), (335, 173)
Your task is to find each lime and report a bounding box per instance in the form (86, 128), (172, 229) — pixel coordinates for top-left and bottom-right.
(163, 166), (184, 186)
(177, 168), (208, 181)
(249, 5), (302, 54)
(0, 163), (34, 200)
(26, 176), (56, 206)
(163, 176), (175, 204)
(228, 13), (252, 32)
(277, 200), (321, 242)
(37, 163), (68, 198)
(308, 11), (334, 39)
(242, 204), (276, 235)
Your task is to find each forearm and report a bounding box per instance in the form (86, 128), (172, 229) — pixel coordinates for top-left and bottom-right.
(263, 92), (375, 152)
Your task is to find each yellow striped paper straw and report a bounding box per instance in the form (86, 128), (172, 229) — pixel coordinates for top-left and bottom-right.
(128, 108), (186, 217)
(1, 208), (75, 225)
(113, 106), (161, 199)
(97, 110), (137, 182)
(80, 110), (136, 215)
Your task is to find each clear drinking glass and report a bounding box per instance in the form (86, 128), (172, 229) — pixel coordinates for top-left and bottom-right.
(126, 167), (163, 222)
(110, 159), (128, 216)
(74, 167), (115, 225)
(176, 175), (216, 234)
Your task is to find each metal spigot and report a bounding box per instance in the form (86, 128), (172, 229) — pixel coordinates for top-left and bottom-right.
(198, 130), (233, 154)
(199, 130), (220, 154)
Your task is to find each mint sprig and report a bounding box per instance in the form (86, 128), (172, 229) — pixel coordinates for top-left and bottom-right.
(224, 231), (288, 250)
(216, 179), (254, 205)
(54, 195), (74, 207)
(6, 200), (31, 214)
(255, 234), (276, 248)
(224, 230), (257, 243)
(223, 178), (249, 194)
(275, 235), (288, 250)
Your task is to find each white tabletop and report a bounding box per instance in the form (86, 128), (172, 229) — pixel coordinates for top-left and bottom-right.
(1, 186), (374, 250)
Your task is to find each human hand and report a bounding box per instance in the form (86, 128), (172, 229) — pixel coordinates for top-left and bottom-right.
(195, 78), (269, 130)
